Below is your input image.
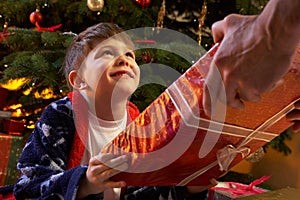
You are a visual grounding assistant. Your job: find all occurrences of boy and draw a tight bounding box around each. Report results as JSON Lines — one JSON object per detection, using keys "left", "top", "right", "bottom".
{"left": 13, "top": 23, "right": 212, "bottom": 200}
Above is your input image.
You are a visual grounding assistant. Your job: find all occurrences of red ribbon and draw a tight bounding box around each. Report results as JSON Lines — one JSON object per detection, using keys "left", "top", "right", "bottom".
{"left": 208, "top": 175, "right": 271, "bottom": 198}
{"left": 35, "top": 22, "right": 62, "bottom": 32}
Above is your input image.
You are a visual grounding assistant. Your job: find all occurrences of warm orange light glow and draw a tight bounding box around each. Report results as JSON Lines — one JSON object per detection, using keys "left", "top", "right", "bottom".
{"left": 4, "top": 104, "right": 23, "bottom": 117}
{"left": 6, "top": 104, "right": 22, "bottom": 110}
{"left": 12, "top": 108, "right": 22, "bottom": 117}
{"left": 27, "top": 121, "right": 35, "bottom": 129}
{"left": 0, "top": 78, "right": 30, "bottom": 90}
{"left": 34, "top": 88, "right": 56, "bottom": 99}
{"left": 24, "top": 87, "right": 57, "bottom": 99}
{"left": 23, "top": 87, "right": 32, "bottom": 95}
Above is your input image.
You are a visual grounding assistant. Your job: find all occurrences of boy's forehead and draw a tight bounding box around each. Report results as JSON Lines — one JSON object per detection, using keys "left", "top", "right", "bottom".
{"left": 93, "top": 37, "right": 134, "bottom": 51}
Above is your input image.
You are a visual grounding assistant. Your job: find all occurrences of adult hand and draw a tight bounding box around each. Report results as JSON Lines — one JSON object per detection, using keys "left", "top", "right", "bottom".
{"left": 202, "top": 14, "right": 293, "bottom": 117}
{"left": 286, "top": 100, "right": 300, "bottom": 133}
{"left": 76, "top": 153, "right": 129, "bottom": 199}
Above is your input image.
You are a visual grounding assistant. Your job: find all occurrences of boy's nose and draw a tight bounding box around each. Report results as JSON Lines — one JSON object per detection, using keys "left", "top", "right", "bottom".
{"left": 116, "top": 54, "right": 129, "bottom": 67}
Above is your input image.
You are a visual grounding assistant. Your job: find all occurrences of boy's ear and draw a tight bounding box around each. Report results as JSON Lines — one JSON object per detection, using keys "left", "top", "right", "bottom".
{"left": 69, "top": 70, "right": 88, "bottom": 90}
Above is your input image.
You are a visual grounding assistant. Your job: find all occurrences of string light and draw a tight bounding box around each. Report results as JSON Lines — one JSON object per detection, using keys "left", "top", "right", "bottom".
{"left": 198, "top": 0, "right": 207, "bottom": 46}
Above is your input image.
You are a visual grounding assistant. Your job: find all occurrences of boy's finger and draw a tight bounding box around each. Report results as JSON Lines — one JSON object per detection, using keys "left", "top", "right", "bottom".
{"left": 103, "top": 180, "right": 126, "bottom": 189}
{"left": 95, "top": 153, "right": 129, "bottom": 169}
{"left": 104, "top": 155, "right": 130, "bottom": 170}
{"left": 95, "top": 153, "right": 116, "bottom": 163}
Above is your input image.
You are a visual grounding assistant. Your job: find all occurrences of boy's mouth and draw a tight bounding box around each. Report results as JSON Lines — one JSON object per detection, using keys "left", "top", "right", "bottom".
{"left": 110, "top": 70, "right": 134, "bottom": 78}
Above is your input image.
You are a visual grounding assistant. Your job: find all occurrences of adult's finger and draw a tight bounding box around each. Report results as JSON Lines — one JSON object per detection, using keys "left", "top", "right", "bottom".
{"left": 211, "top": 20, "right": 225, "bottom": 43}
{"left": 225, "top": 88, "right": 244, "bottom": 110}
{"left": 203, "top": 58, "right": 230, "bottom": 117}
{"left": 202, "top": 65, "right": 222, "bottom": 117}
{"left": 236, "top": 86, "right": 261, "bottom": 105}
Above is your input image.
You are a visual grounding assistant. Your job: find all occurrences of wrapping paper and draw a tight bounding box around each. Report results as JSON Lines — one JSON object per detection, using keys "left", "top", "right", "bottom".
{"left": 101, "top": 44, "right": 300, "bottom": 186}
{"left": 207, "top": 176, "right": 270, "bottom": 199}
{"left": 0, "top": 133, "right": 24, "bottom": 186}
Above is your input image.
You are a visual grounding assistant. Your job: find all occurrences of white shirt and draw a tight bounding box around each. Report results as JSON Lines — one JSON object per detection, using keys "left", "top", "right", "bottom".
{"left": 81, "top": 111, "right": 127, "bottom": 200}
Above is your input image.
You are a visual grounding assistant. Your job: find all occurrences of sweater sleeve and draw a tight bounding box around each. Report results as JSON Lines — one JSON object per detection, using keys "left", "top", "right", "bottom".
{"left": 13, "top": 98, "right": 87, "bottom": 200}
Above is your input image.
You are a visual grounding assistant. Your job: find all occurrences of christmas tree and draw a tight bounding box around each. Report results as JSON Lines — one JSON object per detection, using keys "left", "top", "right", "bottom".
{"left": 0, "top": 0, "right": 293, "bottom": 155}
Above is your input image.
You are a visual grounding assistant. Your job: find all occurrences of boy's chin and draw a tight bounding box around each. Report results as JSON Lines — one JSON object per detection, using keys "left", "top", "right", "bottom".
{"left": 111, "top": 86, "right": 137, "bottom": 100}
{"left": 112, "top": 83, "right": 137, "bottom": 95}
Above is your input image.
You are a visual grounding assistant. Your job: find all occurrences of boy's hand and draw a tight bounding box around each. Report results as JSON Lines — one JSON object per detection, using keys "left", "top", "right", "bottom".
{"left": 76, "top": 153, "right": 129, "bottom": 199}
{"left": 186, "top": 178, "right": 218, "bottom": 194}
{"left": 286, "top": 101, "right": 300, "bottom": 133}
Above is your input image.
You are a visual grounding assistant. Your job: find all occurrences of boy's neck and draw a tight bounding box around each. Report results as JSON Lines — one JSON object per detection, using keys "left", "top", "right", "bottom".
{"left": 95, "top": 98, "right": 127, "bottom": 121}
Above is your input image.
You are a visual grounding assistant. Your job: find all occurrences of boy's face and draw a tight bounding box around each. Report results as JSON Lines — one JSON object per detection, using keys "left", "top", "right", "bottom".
{"left": 80, "top": 37, "right": 140, "bottom": 102}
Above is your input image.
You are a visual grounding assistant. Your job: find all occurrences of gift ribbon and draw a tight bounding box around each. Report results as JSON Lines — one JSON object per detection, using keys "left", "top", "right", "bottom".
{"left": 215, "top": 96, "right": 299, "bottom": 172}
{"left": 210, "top": 175, "right": 271, "bottom": 198}
{"left": 216, "top": 144, "right": 251, "bottom": 171}
{"left": 175, "top": 95, "right": 299, "bottom": 186}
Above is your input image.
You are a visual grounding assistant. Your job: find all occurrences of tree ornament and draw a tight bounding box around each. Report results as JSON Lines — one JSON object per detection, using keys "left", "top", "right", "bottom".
{"left": 29, "top": 9, "right": 43, "bottom": 24}
{"left": 87, "top": 0, "right": 105, "bottom": 12}
{"left": 156, "top": 0, "right": 165, "bottom": 30}
{"left": 134, "top": 0, "right": 151, "bottom": 8}
{"left": 246, "top": 147, "right": 265, "bottom": 163}
{"left": 29, "top": 8, "right": 62, "bottom": 32}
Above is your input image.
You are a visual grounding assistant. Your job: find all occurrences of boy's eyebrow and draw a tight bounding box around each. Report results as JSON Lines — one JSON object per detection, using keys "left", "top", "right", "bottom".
{"left": 94, "top": 43, "right": 134, "bottom": 56}
{"left": 92, "top": 44, "right": 114, "bottom": 58}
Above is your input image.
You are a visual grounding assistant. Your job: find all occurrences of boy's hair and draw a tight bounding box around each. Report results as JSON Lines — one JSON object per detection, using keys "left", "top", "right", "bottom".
{"left": 62, "top": 22, "right": 134, "bottom": 88}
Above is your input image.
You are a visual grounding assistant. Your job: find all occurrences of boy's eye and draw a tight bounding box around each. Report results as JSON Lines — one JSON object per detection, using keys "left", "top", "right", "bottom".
{"left": 126, "top": 51, "right": 135, "bottom": 59}
{"left": 102, "top": 50, "right": 113, "bottom": 56}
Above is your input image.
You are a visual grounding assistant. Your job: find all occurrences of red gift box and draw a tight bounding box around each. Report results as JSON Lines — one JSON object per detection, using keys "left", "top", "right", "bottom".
{"left": 0, "top": 133, "right": 24, "bottom": 186}
{"left": 101, "top": 44, "right": 300, "bottom": 186}
{"left": 3, "top": 119, "right": 25, "bottom": 136}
